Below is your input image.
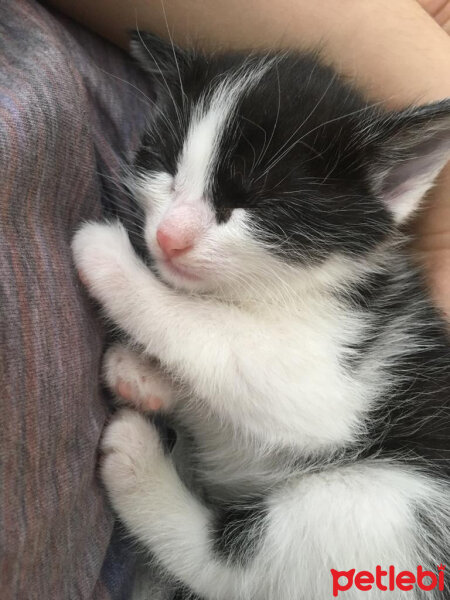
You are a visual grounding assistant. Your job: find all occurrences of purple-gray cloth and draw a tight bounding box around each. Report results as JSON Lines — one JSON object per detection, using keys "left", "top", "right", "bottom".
{"left": 0, "top": 1, "right": 154, "bottom": 597}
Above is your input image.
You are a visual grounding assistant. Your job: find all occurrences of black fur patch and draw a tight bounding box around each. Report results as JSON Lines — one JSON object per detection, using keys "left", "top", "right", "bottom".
{"left": 212, "top": 500, "right": 267, "bottom": 565}
{"left": 415, "top": 509, "right": 450, "bottom": 600}
{"left": 211, "top": 54, "right": 393, "bottom": 262}
{"left": 172, "top": 586, "right": 204, "bottom": 600}
{"left": 343, "top": 254, "right": 450, "bottom": 474}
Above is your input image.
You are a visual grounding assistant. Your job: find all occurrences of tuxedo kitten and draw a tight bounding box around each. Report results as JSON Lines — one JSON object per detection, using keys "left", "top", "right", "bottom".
{"left": 72, "top": 32, "right": 450, "bottom": 600}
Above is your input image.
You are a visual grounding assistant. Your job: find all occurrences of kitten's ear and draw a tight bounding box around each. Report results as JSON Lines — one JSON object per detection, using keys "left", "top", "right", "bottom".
{"left": 368, "top": 100, "right": 450, "bottom": 224}
{"left": 129, "top": 31, "right": 189, "bottom": 90}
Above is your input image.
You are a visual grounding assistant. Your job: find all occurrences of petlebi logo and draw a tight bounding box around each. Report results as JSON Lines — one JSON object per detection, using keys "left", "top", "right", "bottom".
{"left": 330, "top": 564, "right": 446, "bottom": 597}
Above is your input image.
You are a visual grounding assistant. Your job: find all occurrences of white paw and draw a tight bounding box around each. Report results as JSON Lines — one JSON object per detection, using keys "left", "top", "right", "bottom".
{"left": 100, "top": 408, "right": 164, "bottom": 497}
{"left": 104, "top": 343, "right": 175, "bottom": 412}
{"left": 71, "top": 220, "right": 136, "bottom": 303}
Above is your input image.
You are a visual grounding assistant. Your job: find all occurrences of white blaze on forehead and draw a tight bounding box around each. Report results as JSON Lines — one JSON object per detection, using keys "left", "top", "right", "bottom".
{"left": 176, "top": 60, "right": 273, "bottom": 201}
{"left": 177, "top": 106, "right": 225, "bottom": 200}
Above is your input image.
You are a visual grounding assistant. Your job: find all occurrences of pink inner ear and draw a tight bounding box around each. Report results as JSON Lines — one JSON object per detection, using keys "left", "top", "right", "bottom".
{"left": 377, "top": 132, "right": 450, "bottom": 223}
{"left": 381, "top": 167, "right": 444, "bottom": 223}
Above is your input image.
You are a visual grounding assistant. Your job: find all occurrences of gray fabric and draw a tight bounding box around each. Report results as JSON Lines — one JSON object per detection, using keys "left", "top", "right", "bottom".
{"left": 0, "top": 1, "right": 154, "bottom": 597}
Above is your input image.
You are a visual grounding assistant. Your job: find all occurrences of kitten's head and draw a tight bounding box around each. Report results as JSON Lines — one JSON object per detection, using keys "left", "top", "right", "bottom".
{"left": 129, "top": 32, "right": 450, "bottom": 299}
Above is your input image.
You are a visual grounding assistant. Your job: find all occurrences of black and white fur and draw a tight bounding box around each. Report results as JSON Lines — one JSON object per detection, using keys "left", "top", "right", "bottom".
{"left": 72, "top": 33, "right": 450, "bottom": 599}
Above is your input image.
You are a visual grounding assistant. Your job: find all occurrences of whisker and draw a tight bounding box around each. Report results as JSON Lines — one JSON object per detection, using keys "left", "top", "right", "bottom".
{"left": 159, "top": 0, "right": 188, "bottom": 107}
{"left": 256, "top": 73, "right": 339, "bottom": 179}
{"left": 135, "top": 22, "right": 184, "bottom": 132}
{"left": 94, "top": 66, "right": 153, "bottom": 110}
{"left": 254, "top": 58, "right": 282, "bottom": 169}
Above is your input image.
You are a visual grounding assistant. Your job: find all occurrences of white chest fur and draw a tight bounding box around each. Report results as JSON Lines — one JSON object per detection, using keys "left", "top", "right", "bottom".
{"left": 176, "top": 294, "right": 380, "bottom": 475}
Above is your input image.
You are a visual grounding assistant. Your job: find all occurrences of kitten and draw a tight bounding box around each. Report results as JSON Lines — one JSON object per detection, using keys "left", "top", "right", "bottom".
{"left": 72, "top": 32, "right": 450, "bottom": 600}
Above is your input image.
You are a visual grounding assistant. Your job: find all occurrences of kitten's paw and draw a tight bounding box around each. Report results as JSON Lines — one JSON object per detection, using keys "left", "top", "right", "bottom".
{"left": 104, "top": 343, "right": 175, "bottom": 412}
{"left": 100, "top": 408, "right": 163, "bottom": 495}
{"left": 71, "top": 220, "right": 136, "bottom": 301}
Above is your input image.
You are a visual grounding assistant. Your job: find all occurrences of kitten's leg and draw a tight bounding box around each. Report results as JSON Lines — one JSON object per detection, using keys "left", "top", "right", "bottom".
{"left": 102, "top": 411, "right": 445, "bottom": 599}
{"left": 103, "top": 343, "right": 175, "bottom": 412}
{"left": 101, "top": 409, "right": 241, "bottom": 600}
{"left": 258, "top": 462, "right": 449, "bottom": 600}
{"left": 72, "top": 221, "right": 346, "bottom": 447}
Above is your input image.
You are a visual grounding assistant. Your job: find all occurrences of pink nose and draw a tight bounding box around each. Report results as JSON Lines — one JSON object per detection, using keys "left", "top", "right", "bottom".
{"left": 156, "top": 227, "right": 193, "bottom": 258}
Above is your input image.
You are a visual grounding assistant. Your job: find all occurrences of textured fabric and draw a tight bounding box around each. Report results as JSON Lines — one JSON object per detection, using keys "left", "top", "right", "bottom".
{"left": 0, "top": 1, "right": 154, "bottom": 598}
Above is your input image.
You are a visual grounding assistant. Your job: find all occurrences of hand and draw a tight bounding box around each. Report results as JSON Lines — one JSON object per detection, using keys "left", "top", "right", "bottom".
{"left": 411, "top": 164, "right": 450, "bottom": 320}
{"left": 418, "top": 0, "right": 450, "bottom": 33}
{"left": 410, "top": 3, "right": 450, "bottom": 319}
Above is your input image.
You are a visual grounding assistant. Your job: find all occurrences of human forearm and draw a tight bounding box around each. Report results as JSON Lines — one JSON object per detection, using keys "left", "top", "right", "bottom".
{"left": 48, "top": 0, "right": 450, "bottom": 107}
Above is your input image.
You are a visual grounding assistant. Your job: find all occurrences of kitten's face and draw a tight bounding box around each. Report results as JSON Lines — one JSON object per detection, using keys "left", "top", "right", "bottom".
{"left": 130, "top": 35, "right": 450, "bottom": 297}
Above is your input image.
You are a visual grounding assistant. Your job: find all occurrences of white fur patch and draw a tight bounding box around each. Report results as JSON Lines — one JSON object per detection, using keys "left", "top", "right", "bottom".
{"left": 103, "top": 410, "right": 449, "bottom": 599}
{"left": 176, "top": 60, "right": 273, "bottom": 200}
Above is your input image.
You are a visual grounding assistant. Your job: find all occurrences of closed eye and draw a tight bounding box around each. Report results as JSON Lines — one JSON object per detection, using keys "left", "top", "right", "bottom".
{"left": 216, "top": 205, "right": 234, "bottom": 224}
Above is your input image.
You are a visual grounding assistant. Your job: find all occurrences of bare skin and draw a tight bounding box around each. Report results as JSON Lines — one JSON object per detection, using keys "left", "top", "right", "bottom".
{"left": 50, "top": 0, "right": 450, "bottom": 317}
{"left": 420, "top": 0, "right": 450, "bottom": 33}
